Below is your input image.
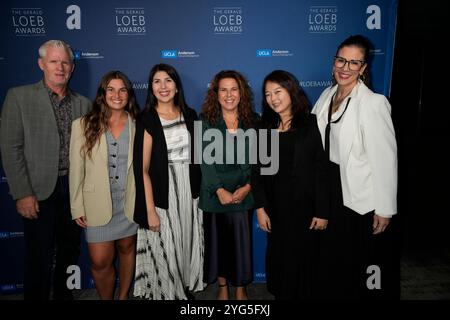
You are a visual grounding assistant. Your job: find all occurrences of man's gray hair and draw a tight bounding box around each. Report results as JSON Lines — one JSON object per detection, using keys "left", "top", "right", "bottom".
{"left": 38, "top": 40, "right": 74, "bottom": 61}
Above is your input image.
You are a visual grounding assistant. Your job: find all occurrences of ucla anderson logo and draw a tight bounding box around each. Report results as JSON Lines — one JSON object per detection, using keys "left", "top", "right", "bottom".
{"left": 73, "top": 50, "right": 104, "bottom": 60}
{"left": 161, "top": 50, "right": 177, "bottom": 59}
{"left": 256, "top": 49, "right": 272, "bottom": 57}
{"left": 161, "top": 50, "right": 199, "bottom": 59}
{"left": 73, "top": 50, "right": 81, "bottom": 60}
{"left": 256, "top": 49, "right": 293, "bottom": 57}
{"left": 11, "top": 7, "right": 46, "bottom": 36}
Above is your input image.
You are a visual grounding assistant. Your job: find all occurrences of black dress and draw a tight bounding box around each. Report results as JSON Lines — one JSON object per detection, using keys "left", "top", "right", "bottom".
{"left": 251, "top": 115, "right": 330, "bottom": 300}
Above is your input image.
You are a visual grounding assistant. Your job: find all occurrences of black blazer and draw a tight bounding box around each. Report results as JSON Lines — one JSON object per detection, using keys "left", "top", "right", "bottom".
{"left": 251, "top": 113, "right": 330, "bottom": 220}
{"left": 133, "top": 106, "right": 201, "bottom": 229}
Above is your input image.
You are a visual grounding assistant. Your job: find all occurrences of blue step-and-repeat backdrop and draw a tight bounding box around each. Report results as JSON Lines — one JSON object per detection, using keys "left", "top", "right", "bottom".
{"left": 0, "top": 0, "right": 397, "bottom": 294}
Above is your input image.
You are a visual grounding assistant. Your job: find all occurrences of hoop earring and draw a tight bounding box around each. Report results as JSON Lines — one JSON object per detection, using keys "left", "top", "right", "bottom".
{"left": 359, "top": 73, "right": 366, "bottom": 82}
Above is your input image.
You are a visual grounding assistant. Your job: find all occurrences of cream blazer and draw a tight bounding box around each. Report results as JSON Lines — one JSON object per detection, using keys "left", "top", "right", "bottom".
{"left": 69, "top": 116, "right": 136, "bottom": 226}
{"left": 312, "top": 81, "right": 397, "bottom": 218}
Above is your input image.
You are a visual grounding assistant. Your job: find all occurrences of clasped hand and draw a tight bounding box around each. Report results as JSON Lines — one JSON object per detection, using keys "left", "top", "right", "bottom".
{"left": 216, "top": 185, "right": 250, "bottom": 205}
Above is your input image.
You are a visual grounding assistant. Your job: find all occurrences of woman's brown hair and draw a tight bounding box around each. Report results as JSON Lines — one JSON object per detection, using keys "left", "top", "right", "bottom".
{"left": 201, "top": 70, "right": 255, "bottom": 128}
{"left": 81, "top": 70, "right": 140, "bottom": 157}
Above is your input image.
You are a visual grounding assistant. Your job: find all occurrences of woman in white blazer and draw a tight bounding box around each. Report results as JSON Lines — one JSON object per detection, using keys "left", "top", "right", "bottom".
{"left": 69, "top": 71, "right": 140, "bottom": 299}
{"left": 312, "top": 35, "right": 398, "bottom": 299}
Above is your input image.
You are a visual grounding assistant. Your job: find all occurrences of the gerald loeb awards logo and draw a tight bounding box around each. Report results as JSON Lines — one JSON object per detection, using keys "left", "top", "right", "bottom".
{"left": 308, "top": 6, "right": 337, "bottom": 33}
{"left": 115, "top": 7, "right": 146, "bottom": 35}
{"left": 213, "top": 7, "right": 243, "bottom": 34}
{"left": 12, "top": 8, "right": 46, "bottom": 36}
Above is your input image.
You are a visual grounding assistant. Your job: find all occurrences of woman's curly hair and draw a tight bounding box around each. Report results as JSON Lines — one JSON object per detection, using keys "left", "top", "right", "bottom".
{"left": 201, "top": 70, "right": 255, "bottom": 128}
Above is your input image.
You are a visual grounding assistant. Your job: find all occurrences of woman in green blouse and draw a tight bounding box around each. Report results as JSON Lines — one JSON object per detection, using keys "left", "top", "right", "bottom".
{"left": 199, "top": 70, "right": 256, "bottom": 300}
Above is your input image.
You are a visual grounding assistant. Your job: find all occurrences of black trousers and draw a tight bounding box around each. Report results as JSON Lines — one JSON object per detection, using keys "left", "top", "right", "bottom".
{"left": 316, "top": 162, "right": 399, "bottom": 299}
{"left": 22, "top": 175, "right": 81, "bottom": 300}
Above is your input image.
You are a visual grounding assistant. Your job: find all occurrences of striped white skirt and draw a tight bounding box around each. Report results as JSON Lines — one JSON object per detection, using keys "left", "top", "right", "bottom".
{"left": 134, "top": 162, "right": 204, "bottom": 300}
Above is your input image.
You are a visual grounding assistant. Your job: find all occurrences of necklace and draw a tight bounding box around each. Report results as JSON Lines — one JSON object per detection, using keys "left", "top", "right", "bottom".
{"left": 278, "top": 117, "right": 292, "bottom": 132}
{"left": 332, "top": 89, "right": 352, "bottom": 114}
{"left": 157, "top": 105, "right": 180, "bottom": 121}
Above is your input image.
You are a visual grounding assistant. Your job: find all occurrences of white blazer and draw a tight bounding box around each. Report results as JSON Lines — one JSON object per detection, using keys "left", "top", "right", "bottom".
{"left": 69, "top": 115, "right": 136, "bottom": 226}
{"left": 312, "top": 81, "right": 397, "bottom": 218}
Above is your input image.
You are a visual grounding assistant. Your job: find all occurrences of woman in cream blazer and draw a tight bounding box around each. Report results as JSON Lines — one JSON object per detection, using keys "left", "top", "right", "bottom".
{"left": 312, "top": 35, "right": 398, "bottom": 299}
{"left": 69, "top": 71, "right": 140, "bottom": 300}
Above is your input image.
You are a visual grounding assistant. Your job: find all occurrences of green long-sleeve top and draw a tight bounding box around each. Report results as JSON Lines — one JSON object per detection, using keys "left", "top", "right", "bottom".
{"left": 198, "top": 114, "right": 255, "bottom": 213}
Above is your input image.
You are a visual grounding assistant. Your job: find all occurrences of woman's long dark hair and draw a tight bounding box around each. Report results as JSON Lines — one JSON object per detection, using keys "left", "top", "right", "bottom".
{"left": 82, "top": 70, "right": 139, "bottom": 158}
{"left": 143, "top": 63, "right": 189, "bottom": 113}
{"left": 261, "top": 70, "right": 310, "bottom": 131}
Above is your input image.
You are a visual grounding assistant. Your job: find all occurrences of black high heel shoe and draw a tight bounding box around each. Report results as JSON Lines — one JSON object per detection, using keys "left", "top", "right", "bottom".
{"left": 184, "top": 287, "right": 196, "bottom": 300}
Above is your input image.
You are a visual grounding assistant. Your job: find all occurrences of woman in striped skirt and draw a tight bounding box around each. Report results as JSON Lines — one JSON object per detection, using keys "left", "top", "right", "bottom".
{"left": 132, "top": 64, "right": 204, "bottom": 300}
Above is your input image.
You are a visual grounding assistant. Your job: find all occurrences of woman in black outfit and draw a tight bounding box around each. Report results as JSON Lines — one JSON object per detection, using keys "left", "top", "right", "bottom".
{"left": 251, "top": 70, "right": 330, "bottom": 299}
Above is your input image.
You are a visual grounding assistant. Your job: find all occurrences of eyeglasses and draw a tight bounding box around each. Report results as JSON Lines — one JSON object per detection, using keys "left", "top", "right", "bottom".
{"left": 333, "top": 56, "right": 366, "bottom": 71}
